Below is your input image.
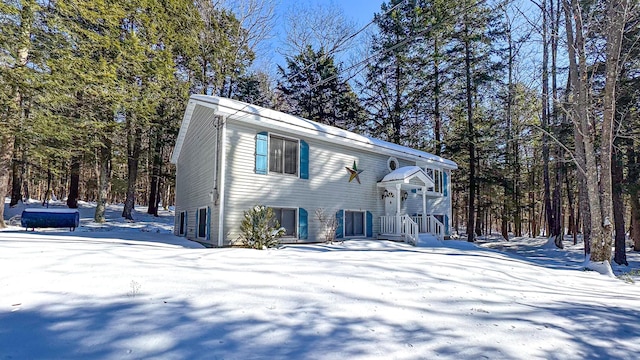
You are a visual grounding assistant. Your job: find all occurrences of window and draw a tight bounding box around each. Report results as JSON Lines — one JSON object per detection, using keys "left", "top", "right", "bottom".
{"left": 426, "top": 167, "right": 443, "bottom": 194}
{"left": 344, "top": 211, "right": 365, "bottom": 237}
{"left": 178, "top": 211, "right": 186, "bottom": 236}
{"left": 256, "top": 132, "right": 308, "bottom": 179}
{"left": 269, "top": 135, "right": 298, "bottom": 175}
{"left": 272, "top": 207, "right": 297, "bottom": 237}
{"left": 197, "top": 207, "right": 207, "bottom": 239}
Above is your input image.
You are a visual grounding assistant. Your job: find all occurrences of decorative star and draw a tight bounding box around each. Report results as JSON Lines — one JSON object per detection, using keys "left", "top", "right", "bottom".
{"left": 345, "top": 161, "right": 363, "bottom": 184}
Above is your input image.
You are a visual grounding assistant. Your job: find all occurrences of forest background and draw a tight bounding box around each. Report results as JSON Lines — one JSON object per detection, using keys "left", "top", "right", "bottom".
{"left": 1, "top": 0, "right": 638, "bottom": 270}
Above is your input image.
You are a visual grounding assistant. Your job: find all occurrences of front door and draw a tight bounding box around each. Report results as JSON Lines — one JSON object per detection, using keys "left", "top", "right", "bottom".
{"left": 383, "top": 186, "right": 397, "bottom": 216}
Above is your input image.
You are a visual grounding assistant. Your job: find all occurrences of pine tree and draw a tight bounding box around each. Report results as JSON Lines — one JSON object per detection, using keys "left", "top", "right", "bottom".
{"left": 277, "top": 46, "right": 365, "bottom": 131}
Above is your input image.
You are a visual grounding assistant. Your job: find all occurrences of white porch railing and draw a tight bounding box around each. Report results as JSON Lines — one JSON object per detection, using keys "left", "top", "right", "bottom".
{"left": 380, "top": 215, "right": 420, "bottom": 245}
{"left": 410, "top": 215, "right": 445, "bottom": 240}
{"left": 425, "top": 215, "right": 445, "bottom": 240}
{"left": 400, "top": 215, "right": 419, "bottom": 245}
{"left": 382, "top": 214, "right": 445, "bottom": 244}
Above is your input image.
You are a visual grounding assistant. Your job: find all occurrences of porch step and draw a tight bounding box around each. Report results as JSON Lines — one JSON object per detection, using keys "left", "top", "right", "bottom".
{"left": 379, "top": 233, "right": 440, "bottom": 244}
{"left": 377, "top": 234, "right": 406, "bottom": 242}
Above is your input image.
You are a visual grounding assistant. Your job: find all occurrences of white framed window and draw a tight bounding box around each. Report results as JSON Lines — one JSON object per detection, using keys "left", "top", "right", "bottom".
{"left": 269, "top": 135, "right": 298, "bottom": 176}
{"left": 426, "top": 167, "right": 443, "bottom": 194}
{"left": 344, "top": 210, "right": 365, "bottom": 237}
{"left": 271, "top": 207, "right": 297, "bottom": 237}
{"left": 197, "top": 207, "right": 207, "bottom": 239}
{"left": 178, "top": 211, "right": 186, "bottom": 236}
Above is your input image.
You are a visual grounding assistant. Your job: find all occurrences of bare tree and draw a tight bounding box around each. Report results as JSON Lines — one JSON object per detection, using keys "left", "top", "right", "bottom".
{"left": 563, "top": 0, "right": 631, "bottom": 273}
{"left": 280, "top": 1, "right": 357, "bottom": 57}
{"left": 315, "top": 208, "right": 338, "bottom": 243}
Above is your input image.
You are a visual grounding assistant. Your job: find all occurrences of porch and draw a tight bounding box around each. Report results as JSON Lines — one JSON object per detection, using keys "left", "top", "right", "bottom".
{"left": 378, "top": 214, "right": 445, "bottom": 245}
{"left": 377, "top": 166, "right": 445, "bottom": 245}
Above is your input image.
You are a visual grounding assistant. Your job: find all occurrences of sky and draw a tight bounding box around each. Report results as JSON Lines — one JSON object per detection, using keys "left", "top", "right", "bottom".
{"left": 2, "top": 198, "right": 640, "bottom": 359}
{"left": 257, "top": 0, "right": 385, "bottom": 75}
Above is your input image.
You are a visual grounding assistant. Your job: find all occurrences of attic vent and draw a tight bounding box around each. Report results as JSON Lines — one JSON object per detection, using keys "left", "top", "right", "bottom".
{"left": 387, "top": 157, "right": 399, "bottom": 172}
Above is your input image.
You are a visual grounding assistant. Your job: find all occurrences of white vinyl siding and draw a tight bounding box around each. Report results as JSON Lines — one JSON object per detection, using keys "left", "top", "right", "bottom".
{"left": 221, "top": 121, "right": 401, "bottom": 244}
{"left": 173, "top": 104, "right": 220, "bottom": 243}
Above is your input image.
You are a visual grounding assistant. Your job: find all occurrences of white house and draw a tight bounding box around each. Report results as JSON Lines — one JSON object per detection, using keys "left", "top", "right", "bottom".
{"left": 171, "top": 95, "right": 457, "bottom": 246}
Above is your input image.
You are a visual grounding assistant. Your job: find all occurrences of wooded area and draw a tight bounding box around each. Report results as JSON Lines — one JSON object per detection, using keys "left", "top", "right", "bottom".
{"left": 1, "top": 0, "right": 639, "bottom": 270}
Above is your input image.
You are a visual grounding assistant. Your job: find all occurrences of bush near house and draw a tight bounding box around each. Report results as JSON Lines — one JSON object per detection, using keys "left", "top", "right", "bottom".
{"left": 238, "top": 205, "right": 285, "bottom": 249}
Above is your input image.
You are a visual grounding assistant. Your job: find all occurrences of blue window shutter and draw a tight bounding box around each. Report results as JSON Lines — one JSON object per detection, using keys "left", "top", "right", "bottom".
{"left": 444, "top": 215, "right": 449, "bottom": 236}
{"left": 206, "top": 206, "right": 211, "bottom": 240}
{"left": 299, "top": 208, "right": 308, "bottom": 239}
{"left": 300, "top": 140, "right": 309, "bottom": 179}
{"left": 366, "top": 211, "right": 373, "bottom": 237}
{"left": 443, "top": 172, "right": 448, "bottom": 197}
{"left": 255, "top": 132, "right": 268, "bottom": 174}
{"left": 411, "top": 189, "right": 417, "bottom": 194}
{"left": 335, "top": 210, "right": 344, "bottom": 239}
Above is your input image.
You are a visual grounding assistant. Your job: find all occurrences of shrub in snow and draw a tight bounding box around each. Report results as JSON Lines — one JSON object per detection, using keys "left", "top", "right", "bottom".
{"left": 238, "top": 205, "right": 285, "bottom": 249}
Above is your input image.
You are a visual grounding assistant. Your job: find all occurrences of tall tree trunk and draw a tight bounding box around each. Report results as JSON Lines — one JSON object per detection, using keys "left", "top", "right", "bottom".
{"left": 564, "top": 0, "right": 592, "bottom": 257}
{"left": 0, "top": 134, "right": 14, "bottom": 227}
{"left": 565, "top": 171, "right": 577, "bottom": 244}
{"left": 67, "top": 155, "right": 80, "bottom": 208}
{"left": 503, "top": 9, "right": 514, "bottom": 241}
{"left": 393, "top": 54, "right": 402, "bottom": 145}
{"left": 42, "top": 165, "right": 52, "bottom": 207}
{"left": 565, "top": 0, "right": 627, "bottom": 268}
{"left": 629, "top": 145, "right": 640, "bottom": 251}
{"left": 593, "top": 0, "right": 628, "bottom": 263}
{"left": 147, "top": 128, "right": 163, "bottom": 216}
{"left": 122, "top": 112, "right": 142, "bottom": 221}
{"left": 551, "top": 0, "right": 564, "bottom": 248}
{"left": 10, "top": 140, "right": 22, "bottom": 207}
{"left": 541, "top": 0, "right": 555, "bottom": 240}
{"left": 612, "top": 145, "right": 627, "bottom": 265}
{"left": 433, "top": 37, "right": 442, "bottom": 156}
{"left": 94, "top": 137, "right": 112, "bottom": 223}
{"left": 464, "top": 15, "right": 476, "bottom": 242}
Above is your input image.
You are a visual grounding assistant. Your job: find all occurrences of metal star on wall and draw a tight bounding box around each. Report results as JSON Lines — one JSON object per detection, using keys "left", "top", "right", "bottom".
{"left": 345, "top": 161, "right": 363, "bottom": 184}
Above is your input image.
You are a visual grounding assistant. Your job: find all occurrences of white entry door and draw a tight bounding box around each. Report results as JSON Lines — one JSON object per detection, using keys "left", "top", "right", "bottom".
{"left": 384, "top": 186, "right": 398, "bottom": 216}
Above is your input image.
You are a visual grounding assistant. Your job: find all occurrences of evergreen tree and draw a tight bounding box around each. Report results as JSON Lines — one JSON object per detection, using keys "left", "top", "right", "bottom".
{"left": 361, "top": 0, "right": 422, "bottom": 145}
{"left": 277, "top": 46, "right": 364, "bottom": 131}
{"left": 0, "top": 0, "right": 48, "bottom": 227}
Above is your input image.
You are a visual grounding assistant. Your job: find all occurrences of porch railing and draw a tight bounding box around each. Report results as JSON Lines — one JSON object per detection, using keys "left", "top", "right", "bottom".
{"left": 380, "top": 215, "right": 420, "bottom": 245}
{"left": 426, "top": 215, "right": 445, "bottom": 240}
{"left": 400, "top": 215, "right": 419, "bottom": 245}
{"left": 384, "top": 214, "right": 445, "bottom": 241}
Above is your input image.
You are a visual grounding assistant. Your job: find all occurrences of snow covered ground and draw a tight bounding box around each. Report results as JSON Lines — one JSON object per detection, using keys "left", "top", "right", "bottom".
{"left": 2, "top": 198, "right": 640, "bottom": 359}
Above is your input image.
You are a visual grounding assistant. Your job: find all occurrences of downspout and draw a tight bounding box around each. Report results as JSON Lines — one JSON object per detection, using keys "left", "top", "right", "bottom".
{"left": 217, "top": 117, "right": 227, "bottom": 247}
{"left": 212, "top": 115, "right": 221, "bottom": 206}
